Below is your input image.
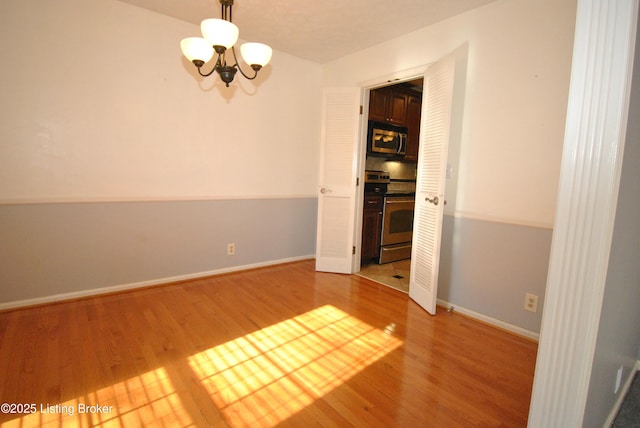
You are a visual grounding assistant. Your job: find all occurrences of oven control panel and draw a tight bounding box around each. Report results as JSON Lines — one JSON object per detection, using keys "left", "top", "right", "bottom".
{"left": 364, "top": 170, "right": 390, "bottom": 184}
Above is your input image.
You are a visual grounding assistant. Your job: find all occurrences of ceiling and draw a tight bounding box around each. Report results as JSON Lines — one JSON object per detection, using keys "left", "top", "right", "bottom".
{"left": 117, "top": 0, "right": 498, "bottom": 63}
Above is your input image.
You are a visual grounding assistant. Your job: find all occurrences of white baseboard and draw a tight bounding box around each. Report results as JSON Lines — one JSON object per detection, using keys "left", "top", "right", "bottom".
{"left": 604, "top": 360, "right": 640, "bottom": 428}
{"left": 437, "top": 299, "right": 540, "bottom": 341}
{"left": 0, "top": 255, "right": 315, "bottom": 311}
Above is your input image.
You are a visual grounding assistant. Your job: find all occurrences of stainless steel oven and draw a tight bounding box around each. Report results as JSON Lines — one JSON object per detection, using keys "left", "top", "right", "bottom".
{"left": 379, "top": 195, "right": 415, "bottom": 264}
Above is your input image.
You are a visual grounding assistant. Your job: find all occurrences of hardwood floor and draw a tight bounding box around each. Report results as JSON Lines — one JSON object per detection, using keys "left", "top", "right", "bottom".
{"left": 0, "top": 260, "right": 537, "bottom": 427}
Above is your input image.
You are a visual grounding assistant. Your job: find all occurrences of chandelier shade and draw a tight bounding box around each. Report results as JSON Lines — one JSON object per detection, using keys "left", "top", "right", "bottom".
{"left": 180, "top": 37, "right": 214, "bottom": 64}
{"left": 179, "top": 0, "right": 272, "bottom": 87}
{"left": 200, "top": 19, "right": 239, "bottom": 50}
{"left": 240, "top": 42, "right": 273, "bottom": 68}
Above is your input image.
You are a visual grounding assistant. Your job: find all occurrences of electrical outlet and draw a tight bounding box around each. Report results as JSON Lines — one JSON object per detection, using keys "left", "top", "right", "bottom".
{"left": 524, "top": 293, "right": 538, "bottom": 312}
{"left": 227, "top": 243, "right": 235, "bottom": 256}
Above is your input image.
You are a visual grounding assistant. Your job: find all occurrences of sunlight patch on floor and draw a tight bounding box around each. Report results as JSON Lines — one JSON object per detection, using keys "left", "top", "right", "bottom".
{"left": 188, "top": 305, "right": 403, "bottom": 426}
{"left": 4, "top": 367, "right": 193, "bottom": 427}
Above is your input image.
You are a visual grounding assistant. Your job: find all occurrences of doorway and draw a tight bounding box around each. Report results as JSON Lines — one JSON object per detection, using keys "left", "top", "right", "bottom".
{"left": 357, "top": 79, "right": 422, "bottom": 293}
{"left": 317, "top": 54, "right": 457, "bottom": 315}
{"left": 358, "top": 54, "right": 457, "bottom": 316}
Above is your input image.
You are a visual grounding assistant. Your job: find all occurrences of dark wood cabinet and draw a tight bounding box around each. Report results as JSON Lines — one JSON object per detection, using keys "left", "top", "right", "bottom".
{"left": 368, "top": 89, "right": 388, "bottom": 123}
{"left": 361, "top": 195, "right": 383, "bottom": 263}
{"left": 369, "top": 85, "right": 422, "bottom": 162}
{"left": 404, "top": 94, "right": 422, "bottom": 162}
{"left": 387, "top": 91, "right": 409, "bottom": 124}
{"left": 368, "top": 87, "right": 408, "bottom": 126}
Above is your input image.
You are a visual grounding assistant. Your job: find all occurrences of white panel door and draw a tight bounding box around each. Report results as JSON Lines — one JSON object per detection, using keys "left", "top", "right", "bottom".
{"left": 409, "top": 55, "right": 455, "bottom": 314}
{"left": 315, "top": 88, "right": 361, "bottom": 273}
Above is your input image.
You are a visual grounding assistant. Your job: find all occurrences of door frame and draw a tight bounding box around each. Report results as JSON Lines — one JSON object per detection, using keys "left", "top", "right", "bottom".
{"left": 528, "top": 0, "right": 638, "bottom": 425}
{"left": 353, "top": 65, "right": 436, "bottom": 274}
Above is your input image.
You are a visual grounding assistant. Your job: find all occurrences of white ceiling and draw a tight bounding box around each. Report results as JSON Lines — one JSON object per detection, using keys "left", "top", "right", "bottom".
{"left": 117, "top": 0, "right": 498, "bottom": 63}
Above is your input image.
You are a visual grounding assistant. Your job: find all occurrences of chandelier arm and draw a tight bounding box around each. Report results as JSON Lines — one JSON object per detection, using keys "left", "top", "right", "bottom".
{"left": 229, "top": 46, "right": 260, "bottom": 80}
{"left": 196, "top": 64, "right": 218, "bottom": 77}
{"left": 194, "top": 54, "right": 223, "bottom": 77}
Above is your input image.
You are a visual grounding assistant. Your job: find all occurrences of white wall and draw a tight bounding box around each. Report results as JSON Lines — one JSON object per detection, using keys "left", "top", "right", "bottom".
{"left": 323, "top": 0, "right": 576, "bottom": 227}
{"left": 0, "top": 0, "right": 322, "bottom": 202}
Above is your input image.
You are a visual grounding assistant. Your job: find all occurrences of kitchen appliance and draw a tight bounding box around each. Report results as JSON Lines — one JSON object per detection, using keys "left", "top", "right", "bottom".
{"left": 362, "top": 170, "right": 415, "bottom": 264}
{"left": 361, "top": 171, "right": 389, "bottom": 263}
{"left": 367, "top": 121, "right": 408, "bottom": 157}
{"left": 364, "top": 170, "right": 390, "bottom": 188}
{"left": 379, "top": 195, "right": 415, "bottom": 264}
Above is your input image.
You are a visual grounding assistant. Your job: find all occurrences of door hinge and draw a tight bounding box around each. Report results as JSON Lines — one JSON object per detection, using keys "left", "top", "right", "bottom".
{"left": 360, "top": 105, "right": 363, "bottom": 115}
{"left": 356, "top": 177, "right": 360, "bottom": 186}
{"left": 352, "top": 246, "right": 356, "bottom": 255}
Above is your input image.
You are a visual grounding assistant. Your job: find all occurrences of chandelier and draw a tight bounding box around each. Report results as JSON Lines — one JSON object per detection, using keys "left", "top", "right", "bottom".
{"left": 180, "top": 0, "right": 272, "bottom": 87}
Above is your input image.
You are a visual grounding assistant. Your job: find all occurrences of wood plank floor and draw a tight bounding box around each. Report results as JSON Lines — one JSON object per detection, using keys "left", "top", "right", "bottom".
{"left": 0, "top": 260, "right": 538, "bottom": 427}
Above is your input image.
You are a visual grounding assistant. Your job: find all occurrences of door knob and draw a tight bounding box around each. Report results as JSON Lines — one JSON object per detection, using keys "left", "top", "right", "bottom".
{"left": 320, "top": 187, "right": 330, "bottom": 194}
{"left": 425, "top": 196, "right": 439, "bottom": 205}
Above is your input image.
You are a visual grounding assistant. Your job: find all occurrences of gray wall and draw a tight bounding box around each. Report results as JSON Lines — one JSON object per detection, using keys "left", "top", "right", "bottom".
{"left": 438, "top": 215, "right": 552, "bottom": 333}
{"left": 584, "top": 17, "right": 640, "bottom": 427}
{"left": 0, "top": 198, "right": 317, "bottom": 306}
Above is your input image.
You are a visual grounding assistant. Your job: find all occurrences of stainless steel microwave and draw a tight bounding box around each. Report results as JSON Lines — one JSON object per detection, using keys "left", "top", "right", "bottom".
{"left": 367, "top": 121, "right": 408, "bottom": 157}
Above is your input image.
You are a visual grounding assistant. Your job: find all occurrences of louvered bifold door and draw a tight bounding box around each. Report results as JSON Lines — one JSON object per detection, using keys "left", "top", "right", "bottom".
{"left": 409, "top": 55, "right": 455, "bottom": 314}
{"left": 315, "top": 88, "right": 361, "bottom": 274}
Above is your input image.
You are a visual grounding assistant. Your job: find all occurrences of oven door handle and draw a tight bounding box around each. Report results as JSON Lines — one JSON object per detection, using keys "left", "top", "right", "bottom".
{"left": 385, "top": 198, "right": 415, "bottom": 204}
